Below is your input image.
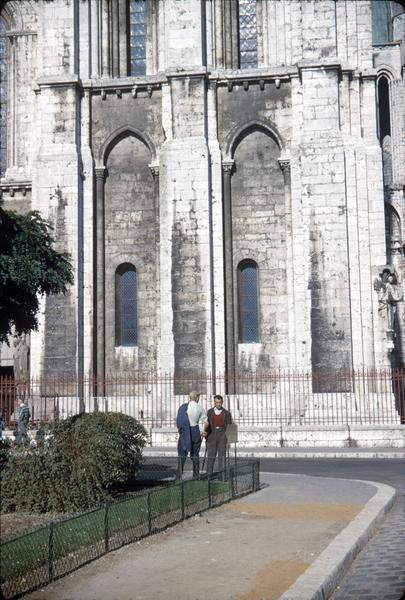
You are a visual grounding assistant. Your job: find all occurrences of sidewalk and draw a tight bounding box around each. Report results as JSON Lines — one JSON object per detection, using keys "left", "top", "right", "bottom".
{"left": 24, "top": 472, "right": 396, "bottom": 600}
{"left": 143, "top": 445, "right": 405, "bottom": 459}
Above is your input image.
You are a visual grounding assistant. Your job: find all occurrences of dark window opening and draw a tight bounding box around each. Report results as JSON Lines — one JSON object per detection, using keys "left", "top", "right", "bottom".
{"left": 128, "top": 0, "right": 146, "bottom": 76}
{"left": 115, "top": 264, "right": 138, "bottom": 347}
{"left": 238, "top": 260, "right": 260, "bottom": 343}
{"left": 377, "top": 77, "right": 391, "bottom": 143}
{"left": 238, "top": 0, "right": 258, "bottom": 69}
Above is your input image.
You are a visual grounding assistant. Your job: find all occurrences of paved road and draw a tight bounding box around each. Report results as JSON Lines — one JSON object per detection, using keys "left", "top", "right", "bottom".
{"left": 260, "top": 459, "right": 405, "bottom": 600}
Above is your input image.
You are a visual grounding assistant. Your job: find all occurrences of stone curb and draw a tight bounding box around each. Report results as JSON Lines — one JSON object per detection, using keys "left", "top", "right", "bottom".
{"left": 142, "top": 448, "right": 405, "bottom": 459}
{"left": 278, "top": 479, "right": 397, "bottom": 600}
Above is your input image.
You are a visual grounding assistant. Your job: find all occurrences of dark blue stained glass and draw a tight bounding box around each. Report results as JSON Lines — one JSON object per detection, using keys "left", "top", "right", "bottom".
{"left": 130, "top": 0, "right": 145, "bottom": 12}
{"left": 240, "top": 14, "right": 256, "bottom": 27}
{"left": 131, "top": 46, "right": 146, "bottom": 59}
{"left": 116, "top": 265, "right": 137, "bottom": 346}
{"left": 129, "top": 0, "right": 146, "bottom": 76}
{"left": 238, "top": 0, "right": 257, "bottom": 69}
{"left": 131, "top": 60, "right": 146, "bottom": 76}
{"left": 240, "top": 38, "right": 257, "bottom": 51}
{"left": 372, "top": 1, "right": 393, "bottom": 44}
{"left": 0, "top": 19, "right": 7, "bottom": 176}
{"left": 131, "top": 34, "right": 146, "bottom": 45}
{"left": 130, "top": 11, "right": 146, "bottom": 24}
{"left": 130, "top": 22, "right": 146, "bottom": 35}
{"left": 238, "top": 261, "right": 260, "bottom": 343}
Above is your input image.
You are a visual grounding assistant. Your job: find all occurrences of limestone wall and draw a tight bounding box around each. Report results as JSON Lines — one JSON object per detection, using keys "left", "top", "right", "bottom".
{"left": 0, "top": 0, "right": 403, "bottom": 381}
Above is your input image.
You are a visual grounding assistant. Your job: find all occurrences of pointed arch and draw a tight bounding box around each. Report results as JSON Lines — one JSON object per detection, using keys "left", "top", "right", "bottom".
{"left": 0, "top": 1, "right": 24, "bottom": 31}
{"left": 376, "top": 65, "right": 398, "bottom": 82}
{"left": 225, "top": 119, "right": 284, "bottom": 160}
{"left": 97, "top": 125, "right": 156, "bottom": 168}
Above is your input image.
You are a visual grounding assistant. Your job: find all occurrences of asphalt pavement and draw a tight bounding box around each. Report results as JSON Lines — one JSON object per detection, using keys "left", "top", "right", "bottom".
{"left": 259, "top": 457, "right": 405, "bottom": 600}
{"left": 142, "top": 448, "right": 405, "bottom": 599}
{"left": 23, "top": 453, "right": 404, "bottom": 600}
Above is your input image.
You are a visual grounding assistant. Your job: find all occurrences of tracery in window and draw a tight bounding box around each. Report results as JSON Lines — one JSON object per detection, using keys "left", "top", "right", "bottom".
{"left": 0, "top": 19, "right": 7, "bottom": 176}
{"left": 128, "top": 0, "right": 146, "bottom": 76}
{"left": 115, "top": 264, "right": 138, "bottom": 347}
{"left": 372, "top": 0, "right": 393, "bottom": 44}
{"left": 238, "top": 260, "right": 260, "bottom": 343}
{"left": 238, "top": 0, "right": 258, "bottom": 69}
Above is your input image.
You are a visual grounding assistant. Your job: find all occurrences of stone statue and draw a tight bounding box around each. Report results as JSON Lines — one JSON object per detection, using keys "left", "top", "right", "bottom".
{"left": 374, "top": 268, "right": 403, "bottom": 330}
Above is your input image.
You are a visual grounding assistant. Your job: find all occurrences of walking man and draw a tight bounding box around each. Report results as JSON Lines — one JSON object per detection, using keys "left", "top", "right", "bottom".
{"left": 176, "top": 390, "right": 207, "bottom": 478}
{"left": 205, "top": 395, "right": 232, "bottom": 477}
{"left": 16, "top": 399, "right": 30, "bottom": 445}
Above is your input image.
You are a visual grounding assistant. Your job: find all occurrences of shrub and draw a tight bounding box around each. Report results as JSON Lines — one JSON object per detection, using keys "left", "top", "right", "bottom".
{"left": 0, "top": 437, "right": 12, "bottom": 471}
{"left": 1, "top": 413, "right": 148, "bottom": 513}
{"left": 1, "top": 447, "right": 51, "bottom": 513}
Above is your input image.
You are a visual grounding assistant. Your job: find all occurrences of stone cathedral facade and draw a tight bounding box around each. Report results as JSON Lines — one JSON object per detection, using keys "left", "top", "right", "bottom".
{"left": 0, "top": 0, "right": 404, "bottom": 383}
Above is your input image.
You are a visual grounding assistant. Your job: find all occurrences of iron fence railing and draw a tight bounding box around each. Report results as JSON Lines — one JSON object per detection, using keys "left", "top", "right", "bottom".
{"left": 0, "top": 368, "right": 404, "bottom": 428}
{"left": 0, "top": 457, "right": 260, "bottom": 600}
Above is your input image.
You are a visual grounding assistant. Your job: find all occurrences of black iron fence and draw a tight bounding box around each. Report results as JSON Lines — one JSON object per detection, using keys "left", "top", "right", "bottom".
{"left": 0, "top": 457, "right": 260, "bottom": 600}
{"left": 1, "top": 368, "right": 404, "bottom": 428}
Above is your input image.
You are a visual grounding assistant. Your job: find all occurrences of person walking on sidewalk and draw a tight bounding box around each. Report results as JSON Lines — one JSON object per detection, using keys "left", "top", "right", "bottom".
{"left": 176, "top": 390, "right": 207, "bottom": 478}
{"left": 205, "top": 395, "right": 232, "bottom": 477}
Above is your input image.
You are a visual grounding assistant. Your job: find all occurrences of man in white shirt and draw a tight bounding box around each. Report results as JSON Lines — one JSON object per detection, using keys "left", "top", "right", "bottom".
{"left": 186, "top": 390, "right": 207, "bottom": 430}
{"left": 176, "top": 390, "right": 207, "bottom": 478}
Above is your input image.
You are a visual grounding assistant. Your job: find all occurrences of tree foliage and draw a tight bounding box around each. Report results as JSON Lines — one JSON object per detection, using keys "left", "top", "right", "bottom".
{"left": 0, "top": 206, "right": 73, "bottom": 343}
{"left": 1, "top": 413, "right": 148, "bottom": 513}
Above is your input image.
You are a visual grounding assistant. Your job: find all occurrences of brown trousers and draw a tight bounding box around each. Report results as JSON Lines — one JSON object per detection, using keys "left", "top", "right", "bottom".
{"left": 206, "top": 429, "right": 227, "bottom": 476}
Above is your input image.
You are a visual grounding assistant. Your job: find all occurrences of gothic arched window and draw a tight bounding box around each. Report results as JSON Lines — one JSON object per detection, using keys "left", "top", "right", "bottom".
{"left": 238, "top": 260, "right": 260, "bottom": 343}
{"left": 372, "top": 1, "right": 393, "bottom": 44}
{"left": 377, "top": 76, "right": 391, "bottom": 143}
{"left": 128, "top": 0, "right": 147, "bottom": 76}
{"left": 377, "top": 75, "right": 392, "bottom": 185}
{"left": 0, "top": 19, "right": 8, "bottom": 176}
{"left": 115, "top": 263, "right": 138, "bottom": 346}
{"left": 238, "top": 0, "right": 258, "bottom": 69}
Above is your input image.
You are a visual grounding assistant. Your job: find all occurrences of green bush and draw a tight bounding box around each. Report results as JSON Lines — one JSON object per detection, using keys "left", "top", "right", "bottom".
{"left": 0, "top": 437, "right": 12, "bottom": 471}
{"left": 1, "top": 413, "right": 147, "bottom": 513}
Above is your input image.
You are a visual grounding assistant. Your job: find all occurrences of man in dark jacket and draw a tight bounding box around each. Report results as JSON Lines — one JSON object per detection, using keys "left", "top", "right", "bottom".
{"left": 204, "top": 395, "right": 232, "bottom": 477}
{"left": 176, "top": 390, "right": 206, "bottom": 478}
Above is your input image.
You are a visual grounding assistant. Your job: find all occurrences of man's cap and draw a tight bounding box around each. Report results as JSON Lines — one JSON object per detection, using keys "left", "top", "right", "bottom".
{"left": 189, "top": 390, "right": 200, "bottom": 401}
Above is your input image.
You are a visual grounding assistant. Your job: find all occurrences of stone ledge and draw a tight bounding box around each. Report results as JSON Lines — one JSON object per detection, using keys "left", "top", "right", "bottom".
{"left": 150, "top": 425, "right": 405, "bottom": 449}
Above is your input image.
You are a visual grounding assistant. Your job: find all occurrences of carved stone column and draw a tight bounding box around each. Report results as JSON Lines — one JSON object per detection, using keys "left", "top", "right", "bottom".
{"left": 222, "top": 159, "right": 236, "bottom": 391}
{"left": 94, "top": 167, "right": 106, "bottom": 387}
{"left": 278, "top": 157, "right": 295, "bottom": 366}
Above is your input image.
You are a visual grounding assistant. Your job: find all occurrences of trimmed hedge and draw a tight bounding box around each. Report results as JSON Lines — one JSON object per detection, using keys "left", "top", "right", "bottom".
{"left": 1, "top": 413, "right": 147, "bottom": 513}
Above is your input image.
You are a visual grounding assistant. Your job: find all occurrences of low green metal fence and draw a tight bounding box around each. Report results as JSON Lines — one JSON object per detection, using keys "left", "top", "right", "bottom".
{"left": 0, "top": 458, "right": 260, "bottom": 599}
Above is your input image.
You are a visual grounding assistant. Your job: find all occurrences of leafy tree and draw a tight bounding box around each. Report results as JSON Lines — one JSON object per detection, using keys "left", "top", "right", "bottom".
{"left": 0, "top": 205, "right": 74, "bottom": 344}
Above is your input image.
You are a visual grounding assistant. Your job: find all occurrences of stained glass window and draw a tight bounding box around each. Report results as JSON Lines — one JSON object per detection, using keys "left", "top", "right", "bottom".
{"left": 372, "top": 1, "right": 393, "bottom": 44}
{"left": 116, "top": 264, "right": 138, "bottom": 346}
{"left": 238, "top": 0, "right": 257, "bottom": 70}
{"left": 129, "top": 0, "right": 146, "bottom": 76}
{"left": 0, "top": 20, "right": 7, "bottom": 176}
{"left": 238, "top": 260, "right": 260, "bottom": 343}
